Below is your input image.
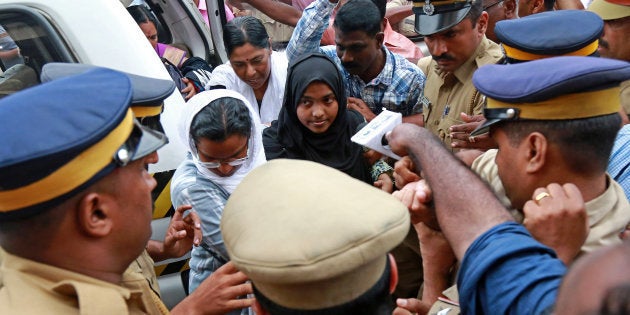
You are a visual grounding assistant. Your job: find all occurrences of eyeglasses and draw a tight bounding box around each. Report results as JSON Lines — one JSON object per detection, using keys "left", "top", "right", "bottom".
{"left": 483, "top": 0, "right": 504, "bottom": 10}
{"left": 195, "top": 156, "right": 249, "bottom": 169}
{"left": 193, "top": 140, "right": 250, "bottom": 169}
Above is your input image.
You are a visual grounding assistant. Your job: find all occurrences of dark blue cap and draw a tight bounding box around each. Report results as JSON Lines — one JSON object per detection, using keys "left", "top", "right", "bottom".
{"left": 0, "top": 68, "right": 168, "bottom": 219}
{"left": 495, "top": 10, "right": 603, "bottom": 62}
{"left": 470, "top": 56, "right": 630, "bottom": 136}
{"left": 41, "top": 63, "right": 176, "bottom": 118}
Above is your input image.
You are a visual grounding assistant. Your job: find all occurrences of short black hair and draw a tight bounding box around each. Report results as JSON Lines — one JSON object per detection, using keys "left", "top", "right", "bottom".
{"left": 498, "top": 113, "right": 621, "bottom": 175}
{"left": 466, "top": 0, "right": 484, "bottom": 27}
{"left": 255, "top": 257, "right": 393, "bottom": 315}
{"left": 334, "top": 0, "right": 382, "bottom": 37}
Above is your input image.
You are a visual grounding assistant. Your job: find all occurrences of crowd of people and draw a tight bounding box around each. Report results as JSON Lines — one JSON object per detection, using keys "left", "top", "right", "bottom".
{"left": 1, "top": 0, "right": 630, "bottom": 314}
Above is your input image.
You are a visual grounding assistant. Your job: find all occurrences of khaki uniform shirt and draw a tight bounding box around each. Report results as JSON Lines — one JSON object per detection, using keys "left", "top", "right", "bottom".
{"left": 0, "top": 251, "right": 169, "bottom": 314}
{"left": 128, "top": 250, "right": 161, "bottom": 297}
{"left": 249, "top": 6, "right": 295, "bottom": 43}
{"left": 417, "top": 37, "right": 503, "bottom": 149}
{"left": 472, "top": 149, "right": 630, "bottom": 254}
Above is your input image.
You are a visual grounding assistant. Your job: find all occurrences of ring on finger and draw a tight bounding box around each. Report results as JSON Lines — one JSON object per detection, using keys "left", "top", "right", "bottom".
{"left": 534, "top": 192, "right": 551, "bottom": 202}
{"left": 468, "top": 136, "right": 476, "bottom": 143}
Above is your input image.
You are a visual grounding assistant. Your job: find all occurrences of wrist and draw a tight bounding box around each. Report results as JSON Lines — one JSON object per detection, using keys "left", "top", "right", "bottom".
{"left": 146, "top": 240, "right": 167, "bottom": 262}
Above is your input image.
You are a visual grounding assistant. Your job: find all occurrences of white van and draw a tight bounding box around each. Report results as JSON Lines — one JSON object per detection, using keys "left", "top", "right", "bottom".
{"left": 0, "top": 0, "right": 227, "bottom": 309}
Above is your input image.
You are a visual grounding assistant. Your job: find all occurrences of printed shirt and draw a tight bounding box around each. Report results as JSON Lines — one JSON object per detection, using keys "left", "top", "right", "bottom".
{"left": 609, "top": 124, "right": 630, "bottom": 200}
{"left": 286, "top": 0, "right": 426, "bottom": 117}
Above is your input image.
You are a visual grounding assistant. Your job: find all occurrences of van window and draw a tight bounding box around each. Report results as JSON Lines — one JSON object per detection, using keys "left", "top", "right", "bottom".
{"left": 0, "top": 6, "right": 74, "bottom": 97}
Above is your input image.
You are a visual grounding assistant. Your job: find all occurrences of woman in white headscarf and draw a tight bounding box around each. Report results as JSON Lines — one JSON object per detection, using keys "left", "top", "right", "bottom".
{"left": 171, "top": 89, "right": 266, "bottom": 300}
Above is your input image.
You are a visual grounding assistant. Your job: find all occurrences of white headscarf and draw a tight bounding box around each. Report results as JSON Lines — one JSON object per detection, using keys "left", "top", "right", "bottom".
{"left": 179, "top": 89, "right": 266, "bottom": 193}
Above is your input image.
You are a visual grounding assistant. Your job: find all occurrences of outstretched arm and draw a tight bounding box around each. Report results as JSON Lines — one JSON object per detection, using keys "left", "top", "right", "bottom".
{"left": 285, "top": 0, "right": 336, "bottom": 63}
{"left": 387, "top": 123, "right": 513, "bottom": 260}
{"left": 233, "top": 0, "right": 302, "bottom": 26}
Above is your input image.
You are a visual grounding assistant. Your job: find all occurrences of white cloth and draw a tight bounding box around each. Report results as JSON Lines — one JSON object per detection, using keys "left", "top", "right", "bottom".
{"left": 179, "top": 89, "right": 266, "bottom": 193}
{"left": 205, "top": 51, "right": 288, "bottom": 125}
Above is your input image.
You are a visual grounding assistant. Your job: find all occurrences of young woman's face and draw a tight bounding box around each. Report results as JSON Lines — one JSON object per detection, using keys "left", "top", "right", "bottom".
{"left": 296, "top": 81, "right": 339, "bottom": 134}
{"left": 229, "top": 43, "right": 272, "bottom": 90}
{"left": 139, "top": 21, "right": 158, "bottom": 49}
{"left": 195, "top": 134, "right": 248, "bottom": 177}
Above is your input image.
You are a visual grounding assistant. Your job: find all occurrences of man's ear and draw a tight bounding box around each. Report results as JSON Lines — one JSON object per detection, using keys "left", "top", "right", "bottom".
{"left": 76, "top": 192, "right": 114, "bottom": 238}
{"left": 504, "top": 0, "right": 519, "bottom": 18}
{"left": 524, "top": 132, "right": 547, "bottom": 174}
{"left": 388, "top": 253, "right": 399, "bottom": 294}
{"left": 476, "top": 11, "right": 490, "bottom": 36}
{"left": 253, "top": 300, "right": 269, "bottom": 315}
{"left": 375, "top": 31, "right": 385, "bottom": 48}
{"left": 531, "top": 0, "right": 545, "bottom": 14}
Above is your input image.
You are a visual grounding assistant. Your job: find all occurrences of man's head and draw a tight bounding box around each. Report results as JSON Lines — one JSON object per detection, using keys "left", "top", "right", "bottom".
{"left": 0, "top": 69, "right": 168, "bottom": 273}
{"left": 494, "top": 10, "right": 603, "bottom": 63}
{"left": 555, "top": 241, "right": 630, "bottom": 315}
{"left": 518, "top": 0, "right": 554, "bottom": 17}
{"left": 333, "top": 0, "right": 385, "bottom": 78}
{"left": 414, "top": 0, "right": 488, "bottom": 73}
{"left": 221, "top": 159, "right": 410, "bottom": 314}
{"left": 471, "top": 56, "right": 630, "bottom": 209}
{"left": 588, "top": 0, "right": 630, "bottom": 62}
{"left": 482, "top": 0, "right": 518, "bottom": 43}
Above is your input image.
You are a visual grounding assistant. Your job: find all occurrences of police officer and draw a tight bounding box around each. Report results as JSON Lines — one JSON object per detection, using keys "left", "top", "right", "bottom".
{"left": 588, "top": 0, "right": 630, "bottom": 117}
{"left": 39, "top": 62, "right": 201, "bottom": 301}
{"left": 0, "top": 69, "right": 252, "bottom": 314}
{"left": 393, "top": 56, "right": 630, "bottom": 314}
{"left": 447, "top": 9, "right": 605, "bottom": 149}
{"left": 448, "top": 9, "right": 605, "bottom": 148}
{"left": 413, "top": 0, "right": 504, "bottom": 149}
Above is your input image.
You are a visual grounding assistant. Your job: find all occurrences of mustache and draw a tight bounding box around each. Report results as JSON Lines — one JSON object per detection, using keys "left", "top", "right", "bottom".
{"left": 432, "top": 54, "right": 455, "bottom": 62}
{"left": 599, "top": 39, "right": 609, "bottom": 49}
{"left": 342, "top": 62, "right": 359, "bottom": 69}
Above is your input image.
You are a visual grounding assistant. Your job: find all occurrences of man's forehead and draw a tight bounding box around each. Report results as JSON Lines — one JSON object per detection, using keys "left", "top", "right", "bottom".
{"left": 430, "top": 18, "right": 472, "bottom": 35}
{"left": 334, "top": 28, "right": 374, "bottom": 44}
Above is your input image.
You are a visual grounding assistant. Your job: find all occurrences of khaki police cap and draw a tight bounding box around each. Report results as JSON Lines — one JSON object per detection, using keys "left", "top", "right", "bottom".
{"left": 221, "top": 159, "right": 410, "bottom": 310}
{"left": 588, "top": 0, "right": 630, "bottom": 20}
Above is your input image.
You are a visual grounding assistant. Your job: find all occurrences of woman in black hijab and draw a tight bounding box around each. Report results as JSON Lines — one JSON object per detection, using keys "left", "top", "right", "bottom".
{"left": 263, "top": 53, "right": 372, "bottom": 184}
